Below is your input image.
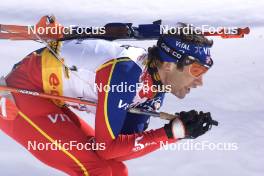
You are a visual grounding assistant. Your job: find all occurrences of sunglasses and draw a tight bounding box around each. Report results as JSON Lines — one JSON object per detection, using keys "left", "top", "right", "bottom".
{"left": 180, "top": 56, "right": 212, "bottom": 78}
{"left": 189, "top": 62, "right": 210, "bottom": 78}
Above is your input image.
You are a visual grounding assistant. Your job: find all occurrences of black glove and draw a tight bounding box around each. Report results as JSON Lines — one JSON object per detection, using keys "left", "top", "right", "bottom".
{"left": 164, "top": 110, "right": 218, "bottom": 139}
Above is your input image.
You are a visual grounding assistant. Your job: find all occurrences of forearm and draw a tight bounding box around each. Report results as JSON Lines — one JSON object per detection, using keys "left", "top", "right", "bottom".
{"left": 114, "top": 136, "right": 177, "bottom": 162}
{"left": 96, "top": 127, "right": 176, "bottom": 160}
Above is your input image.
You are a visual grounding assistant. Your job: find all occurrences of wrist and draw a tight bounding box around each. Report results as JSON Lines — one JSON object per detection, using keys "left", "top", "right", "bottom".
{"left": 164, "top": 118, "right": 185, "bottom": 139}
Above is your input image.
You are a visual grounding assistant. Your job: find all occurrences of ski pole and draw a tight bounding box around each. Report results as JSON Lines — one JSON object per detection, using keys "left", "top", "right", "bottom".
{"left": 0, "top": 85, "right": 160, "bottom": 117}
{"left": 0, "top": 85, "right": 97, "bottom": 107}
{"left": 0, "top": 85, "right": 166, "bottom": 117}
{"left": 128, "top": 108, "right": 218, "bottom": 125}
{"left": 0, "top": 85, "right": 169, "bottom": 119}
{"left": 0, "top": 86, "right": 218, "bottom": 126}
{"left": 0, "top": 85, "right": 219, "bottom": 124}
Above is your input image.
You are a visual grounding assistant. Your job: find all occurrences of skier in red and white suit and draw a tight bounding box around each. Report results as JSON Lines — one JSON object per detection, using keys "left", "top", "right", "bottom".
{"left": 0, "top": 31, "right": 215, "bottom": 176}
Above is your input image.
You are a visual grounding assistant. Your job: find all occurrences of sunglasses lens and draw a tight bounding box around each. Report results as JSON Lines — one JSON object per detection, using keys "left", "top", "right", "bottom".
{"left": 189, "top": 62, "right": 209, "bottom": 77}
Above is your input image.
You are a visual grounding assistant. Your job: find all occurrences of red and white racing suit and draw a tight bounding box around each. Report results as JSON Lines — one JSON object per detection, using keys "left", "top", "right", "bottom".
{"left": 0, "top": 40, "right": 177, "bottom": 176}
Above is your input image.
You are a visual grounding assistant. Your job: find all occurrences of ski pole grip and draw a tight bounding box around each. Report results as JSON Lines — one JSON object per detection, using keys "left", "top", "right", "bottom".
{"left": 211, "top": 120, "right": 219, "bottom": 126}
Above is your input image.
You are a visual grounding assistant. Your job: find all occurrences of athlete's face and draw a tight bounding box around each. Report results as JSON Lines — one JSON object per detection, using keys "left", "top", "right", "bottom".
{"left": 158, "top": 62, "right": 204, "bottom": 99}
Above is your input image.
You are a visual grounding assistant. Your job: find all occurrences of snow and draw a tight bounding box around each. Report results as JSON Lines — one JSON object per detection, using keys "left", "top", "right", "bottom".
{"left": 0, "top": 0, "right": 264, "bottom": 175}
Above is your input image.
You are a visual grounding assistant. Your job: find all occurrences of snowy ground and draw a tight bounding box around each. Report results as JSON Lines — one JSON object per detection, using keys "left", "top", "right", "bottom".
{"left": 0, "top": 0, "right": 264, "bottom": 176}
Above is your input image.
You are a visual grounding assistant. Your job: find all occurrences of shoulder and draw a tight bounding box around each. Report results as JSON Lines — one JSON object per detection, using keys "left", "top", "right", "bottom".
{"left": 61, "top": 39, "right": 124, "bottom": 59}
{"left": 60, "top": 39, "right": 148, "bottom": 72}
{"left": 117, "top": 45, "right": 148, "bottom": 70}
{"left": 96, "top": 57, "right": 143, "bottom": 83}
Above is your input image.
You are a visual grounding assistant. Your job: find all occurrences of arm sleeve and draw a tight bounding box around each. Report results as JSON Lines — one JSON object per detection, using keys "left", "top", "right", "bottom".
{"left": 94, "top": 58, "right": 177, "bottom": 160}
{"left": 121, "top": 112, "right": 150, "bottom": 134}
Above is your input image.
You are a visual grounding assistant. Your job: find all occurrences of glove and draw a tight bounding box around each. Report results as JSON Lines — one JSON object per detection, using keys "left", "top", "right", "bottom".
{"left": 164, "top": 110, "right": 217, "bottom": 139}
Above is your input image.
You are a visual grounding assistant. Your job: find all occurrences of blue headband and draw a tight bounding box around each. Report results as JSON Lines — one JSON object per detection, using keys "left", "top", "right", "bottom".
{"left": 157, "top": 36, "right": 213, "bottom": 67}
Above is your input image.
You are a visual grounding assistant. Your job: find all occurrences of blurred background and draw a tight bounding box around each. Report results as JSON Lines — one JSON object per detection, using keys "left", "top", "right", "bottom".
{"left": 0, "top": 0, "right": 263, "bottom": 175}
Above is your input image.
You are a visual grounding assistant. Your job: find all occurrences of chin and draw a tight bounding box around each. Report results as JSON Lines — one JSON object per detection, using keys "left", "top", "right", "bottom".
{"left": 173, "top": 92, "right": 187, "bottom": 99}
{"left": 176, "top": 94, "right": 186, "bottom": 99}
